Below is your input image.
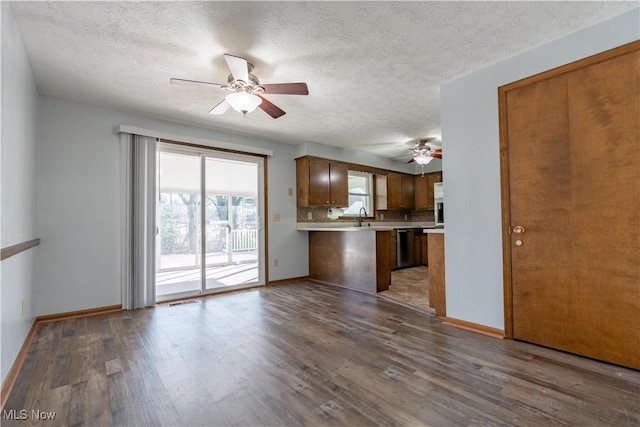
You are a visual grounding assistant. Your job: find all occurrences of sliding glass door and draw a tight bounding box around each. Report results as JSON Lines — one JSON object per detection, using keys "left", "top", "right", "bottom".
{"left": 156, "top": 150, "right": 202, "bottom": 297}
{"left": 155, "top": 144, "right": 264, "bottom": 301}
{"left": 204, "top": 157, "right": 260, "bottom": 290}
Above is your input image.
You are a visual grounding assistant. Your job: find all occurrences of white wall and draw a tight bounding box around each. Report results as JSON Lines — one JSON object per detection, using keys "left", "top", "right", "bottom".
{"left": 440, "top": 9, "right": 640, "bottom": 329}
{"left": 36, "top": 96, "right": 308, "bottom": 316}
{"left": 1, "top": 2, "right": 40, "bottom": 382}
{"left": 264, "top": 138, "right": 308, "bottom": 281}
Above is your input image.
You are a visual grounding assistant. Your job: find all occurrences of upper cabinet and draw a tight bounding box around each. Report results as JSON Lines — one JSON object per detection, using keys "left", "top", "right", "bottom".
{"left": 401, "top": 174, "right": 415, "bottom": 210}
{"left": 296, "top": 157, "right": 348, "bottom": 207}
{"left": 414, "top": 172, "right": 443, "bottom": 210}
{"left": 386, "top": 173, "right": 415, "bottom": 210}
{"left": 297, "top": 155, "right": 441, "bottom": 212}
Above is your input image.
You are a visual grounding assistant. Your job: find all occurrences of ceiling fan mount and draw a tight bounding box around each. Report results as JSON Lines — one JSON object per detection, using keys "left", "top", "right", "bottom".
{"left": 223, "top": 72, "right": 264, "bottom": 95}
{"left": 170, "top": 54, "right": 309, "bottom": 119}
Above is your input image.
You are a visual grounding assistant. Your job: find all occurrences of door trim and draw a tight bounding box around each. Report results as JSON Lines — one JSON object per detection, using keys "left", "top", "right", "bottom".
{"left": 155, "top": 141, "right": 268, "bottom": 300}
{"left": 158, "top": 138, "right": 269, "bottom": 285}
{"left": 498, "top": 40, "right": 640, "bottom": 339}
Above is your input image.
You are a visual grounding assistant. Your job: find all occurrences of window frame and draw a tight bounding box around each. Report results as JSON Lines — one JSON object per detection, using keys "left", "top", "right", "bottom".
{"left": 342, "top": 170, "right": 374, "bottom": 217}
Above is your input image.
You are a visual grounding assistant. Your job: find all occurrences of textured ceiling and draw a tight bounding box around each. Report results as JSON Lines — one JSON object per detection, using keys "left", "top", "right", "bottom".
{"left": 10, "top": 1, "right": 638, "bottom": 161}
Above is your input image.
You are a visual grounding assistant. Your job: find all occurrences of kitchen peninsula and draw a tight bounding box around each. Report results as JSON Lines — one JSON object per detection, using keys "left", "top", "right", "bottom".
{"left": 301, "top": 226, "right": 393, "bottom": 294}
{"left": 298, "top": 223, "right": 446, "bottom": 315}
{"left": 295, "top": 154, "right": 446, "bottom": 314}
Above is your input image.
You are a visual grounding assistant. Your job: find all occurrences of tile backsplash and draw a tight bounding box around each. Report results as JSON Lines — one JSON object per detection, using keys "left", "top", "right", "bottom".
{"left": 297, "top": 206, "right": 434, "bottom": 223}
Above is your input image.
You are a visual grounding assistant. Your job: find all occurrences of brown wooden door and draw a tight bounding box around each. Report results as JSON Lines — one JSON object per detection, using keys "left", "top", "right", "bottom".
{"left": 501, "top": 44, "right": 639, "bottom": 369}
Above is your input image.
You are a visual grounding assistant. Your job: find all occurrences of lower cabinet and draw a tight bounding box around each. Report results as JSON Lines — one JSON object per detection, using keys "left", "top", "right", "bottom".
{"left": 390, "top": 229, "right": 398, "bottom": 269}
{"left": 415, "top": 234, "right": 428, "bottom": 265}
{"left": 391, "top": 229, "right": 428, "bottom": 270}
{"left": 309, "top": 230, "right": 391, "bottom": 293}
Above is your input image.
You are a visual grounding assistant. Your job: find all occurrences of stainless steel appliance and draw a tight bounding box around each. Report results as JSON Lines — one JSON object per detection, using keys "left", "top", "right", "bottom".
{"left": 396, "top": 229, "right": 415, "bottom": 268}
{"left": 434, "top": 182, "right": 444, "bottom": 226}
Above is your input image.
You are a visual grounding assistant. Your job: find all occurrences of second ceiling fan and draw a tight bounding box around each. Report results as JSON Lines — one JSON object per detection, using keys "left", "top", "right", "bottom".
{"left": 408, "top": 138, "right": 442, "bottom": 164}
{"left": 171, "top": 54, "right": 309, "bottom": 119}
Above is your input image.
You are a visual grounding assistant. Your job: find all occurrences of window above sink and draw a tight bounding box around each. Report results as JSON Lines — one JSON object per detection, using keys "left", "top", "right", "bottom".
{"left": 342, "top": 170, "right": 374, "bottom": 217}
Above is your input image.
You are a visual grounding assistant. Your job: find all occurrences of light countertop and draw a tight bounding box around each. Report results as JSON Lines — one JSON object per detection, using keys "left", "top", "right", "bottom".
{"left": 296, "top": 222, "right": 444, "bottom": 233}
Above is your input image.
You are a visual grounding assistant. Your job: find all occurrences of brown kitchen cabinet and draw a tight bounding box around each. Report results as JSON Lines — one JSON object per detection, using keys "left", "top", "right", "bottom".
{"left": 414, "top": 233, "right": 428, "bottom": 265}
{"left": 309, "top": 230, "right": 391, "bottom": 293}
{"left": 296, "top": 157, "right": 348, "bottom": 207}
{"left": 414, "top": 233, "right": 422, "bottom": 265}
{"left": 386, "top": 173, "right": 401, "bottom": 209}
{"left": 390, "top": 229, "right": 398, "bottom": 269}
{"left": 386, "top": 173, "right": 415, "bottom": 210}
{"left": 414, "top": 172, "right": 442, "bottom": 210}
{"left": 402, "top": 175, "right": 415, "bottom": 210}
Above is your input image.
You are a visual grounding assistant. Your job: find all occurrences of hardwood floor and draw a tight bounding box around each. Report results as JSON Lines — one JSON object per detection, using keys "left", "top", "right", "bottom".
{"left": 3, "top": 281, "right": 639, "bottom": 426}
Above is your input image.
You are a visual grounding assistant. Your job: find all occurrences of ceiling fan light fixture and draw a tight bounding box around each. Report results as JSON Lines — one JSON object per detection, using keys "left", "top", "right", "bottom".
{"left": 225, "top": 91, "right": 262, "bottom": 114}
{"left": 413, "top": 153, "right": 434, "bottom": 165}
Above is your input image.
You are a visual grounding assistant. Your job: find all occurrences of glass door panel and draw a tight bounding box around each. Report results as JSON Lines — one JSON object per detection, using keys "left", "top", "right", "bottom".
{"left": 204, "top": 194, "right": 230, "bottom": 266}
{"left": 205, "top": 158, "right": 259, "bottom": 290}
{"left": 156, "top": 150, "right": 202, "bottom": 299}
{"left": 156, "top": 144, "right": 264, "bottom": 300}
{"left": 230, "top": 196, "right": 258, "bottom": 265}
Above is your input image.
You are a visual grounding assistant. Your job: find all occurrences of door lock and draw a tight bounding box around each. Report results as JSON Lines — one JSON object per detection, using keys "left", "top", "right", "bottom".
{"left": 512, "top": 225, "right": 526, "bottom": 235}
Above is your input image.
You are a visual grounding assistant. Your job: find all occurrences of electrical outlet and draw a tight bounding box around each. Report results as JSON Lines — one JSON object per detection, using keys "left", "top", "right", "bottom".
{"left": 404, "top": 214, "right": 408, "bottom": 220}
{"left": 22, "top": 300, "right": 25, "bottom": 316}
{"left": 380, "top": 213, "right": 384, "bottom": 220}
{"left": 273, "top": 213, "right": 280, "bottom": 222}
{"left": 307, "top": 212, "right": 313, "bottom": 220}
{"left": 273, "top": 258, "right": 279, "bottom": 267}
{"left": 288, "top": 188, "right": 293, "bottom": 196}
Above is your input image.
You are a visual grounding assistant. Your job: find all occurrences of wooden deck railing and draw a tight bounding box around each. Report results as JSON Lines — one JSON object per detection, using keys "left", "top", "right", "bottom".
{"left": 231, "top": 229, "right": 258, "bottom": 251}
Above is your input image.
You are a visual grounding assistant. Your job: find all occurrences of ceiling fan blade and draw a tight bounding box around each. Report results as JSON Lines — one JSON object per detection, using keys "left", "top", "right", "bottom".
{"left": 208, "top": 100, "right": 231, "bottom": 115}
{"left": 432, "top": 153, "right": 443, "bottom": 159}
{"left": 407, "top": 158, "right": 415, "bottom": 164}
{"left": 257, "top": 95, "right": 286, "bottom": 119}
{"left": 261, "top": 83, "right": 309, "bottom": 95}
{"left": 224, "top": 54, "right": 249, "bottom": 82}
{"left": 170, "top": 78, "right": 224, "bottom": 88}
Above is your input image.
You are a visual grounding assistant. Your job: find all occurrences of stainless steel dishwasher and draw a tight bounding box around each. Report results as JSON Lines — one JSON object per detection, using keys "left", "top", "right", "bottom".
{"left": 396, "top": 229, "right": 415, "bottom": 268}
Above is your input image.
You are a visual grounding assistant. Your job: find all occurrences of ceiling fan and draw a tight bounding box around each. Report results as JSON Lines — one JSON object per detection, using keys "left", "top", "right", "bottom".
{"left": 408, "top": 138, "right": 442, "bottom": 164}
{"left": 170, "top": 54, "right": 309, "bottom": 119}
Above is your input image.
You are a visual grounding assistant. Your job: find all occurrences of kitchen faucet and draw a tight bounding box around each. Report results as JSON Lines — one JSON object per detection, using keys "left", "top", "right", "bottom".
{"left": 356, "top": 207, "right": 367, "bottom": 227}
